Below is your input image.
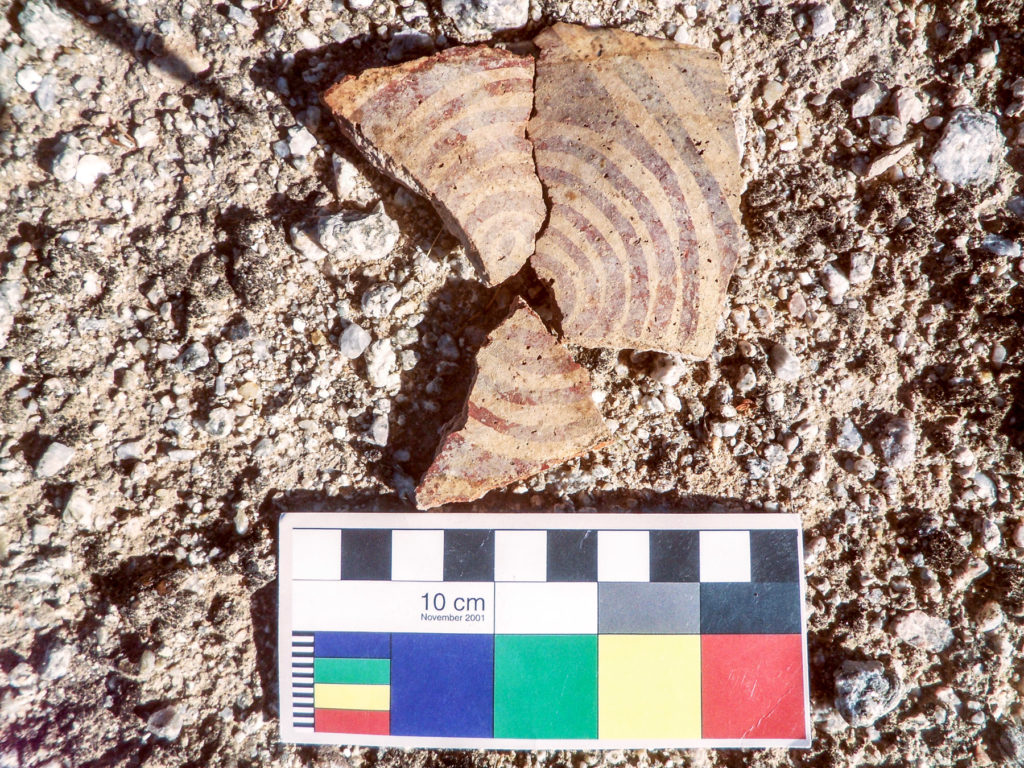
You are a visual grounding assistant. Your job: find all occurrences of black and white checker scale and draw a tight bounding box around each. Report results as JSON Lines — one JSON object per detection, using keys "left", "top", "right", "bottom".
{"left": 290, "top": 527, "right": 801, "bottom": 635}
{"left": 290, "top": 632, "right": 315, "bottom": 730}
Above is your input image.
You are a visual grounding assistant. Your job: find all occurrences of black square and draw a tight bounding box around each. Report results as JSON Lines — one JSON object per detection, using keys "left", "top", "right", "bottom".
{"left": 443, "top": 530, "right": 494, "bottom": 581}
{"left": 341, "top": 529, "right": 392, "bottom": 580}
{"left": 546, "top": 530, "right": 597, "bottom": 581}
{"left": 750, "top": 530, "right": 800, "bottom": 582}
{"left": 699, "top": 582, "right": 802, "bottom": 634}
{"left": 649, "top": 530, "right": 699, "bottom": 582}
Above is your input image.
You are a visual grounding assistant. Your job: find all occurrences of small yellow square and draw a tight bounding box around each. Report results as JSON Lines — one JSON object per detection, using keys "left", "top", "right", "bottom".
{"left": 598, "top": 635, "right": 701, "bottom": 739}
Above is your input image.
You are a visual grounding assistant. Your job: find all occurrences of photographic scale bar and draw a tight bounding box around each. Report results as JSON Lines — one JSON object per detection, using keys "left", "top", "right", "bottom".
{"left": 278, "top": 512, "right": 811, "bottom": 748}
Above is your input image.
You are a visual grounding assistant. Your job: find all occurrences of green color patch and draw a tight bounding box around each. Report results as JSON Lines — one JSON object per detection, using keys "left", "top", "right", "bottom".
{"left": 314, "top": 657, "right": 390, "bottom": 685}
{"left": 494, "top": 635, "right": 598, "bottom": 739}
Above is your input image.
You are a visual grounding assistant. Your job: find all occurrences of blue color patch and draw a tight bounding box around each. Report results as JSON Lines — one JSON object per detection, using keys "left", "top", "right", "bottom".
{"left": 390, "top": 633, "right": 494, "bottom": 737}
{"left": 313, "top": 632, "right": 390, "bottom": 659}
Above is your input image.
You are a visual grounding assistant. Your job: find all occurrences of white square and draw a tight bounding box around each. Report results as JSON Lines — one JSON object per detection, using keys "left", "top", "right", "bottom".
{"left": 597, "top": 530, "right": 650, "bottom": 581}
{"left": 494, "top": 530, "right": 547, "bottom": 581}
{"left": 391, "top": 530, "right": 444, "bottom": 581}
{"left": 699, "top": 530, "right": 751, "bottom": 582}
{"left": 494, "top": 583, "right": 597, "bottom": 633}
{"left": 291, "top": 529, "right": 341, "bottom": 580}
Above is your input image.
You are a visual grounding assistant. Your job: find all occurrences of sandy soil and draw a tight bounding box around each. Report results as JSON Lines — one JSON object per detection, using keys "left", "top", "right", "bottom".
{"left": 1, "top": 0, "right": 1023, "bottom": 766}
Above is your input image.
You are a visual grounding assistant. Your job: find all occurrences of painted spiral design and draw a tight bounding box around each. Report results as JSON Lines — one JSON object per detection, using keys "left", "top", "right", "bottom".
{"left": 416, "top": 299, "right": 610, "bottom": 509}
{"left": 324, "top": 46, "right": 546, "bottom": 285}
{"left": 529, "top": 24, "right": 743, "bottom": 358}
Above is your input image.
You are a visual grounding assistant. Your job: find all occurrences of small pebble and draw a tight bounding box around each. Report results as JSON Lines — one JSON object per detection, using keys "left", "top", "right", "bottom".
{"left": 213, "top": 342, "right": 232, "bottom": 364}
{"left": 847, "top": 251, "right": 875, "bottom": 284}
{"left": 365, "top": 340, "right": 398, "bottom": 388}
{"left": 339, "top": 323, "right": 372, "bottom": 359}
{"left": 930, "top": 107, "right": 1003, "bottom": 187}
{"left": 878, "top": 416, "right": 916, "bottom": 469}
{"left": 821, "top": 263, "right": 850, "bottom": 303}
{"left": 891, "top": 87, "right": 926, "bottom": 125}
{"left": 892, "top": 610, "right": 953, "bottom": 652}
{"left": 288, "top": 126, "right": 317, "bottom": 157}
{"left": 980, "top": 233, "right": 1021, "bottom": 259}
{"left": 649, "top": 354, "right": 686, "bottom": 386}
{"left": 807, "top": 3, "right": 835, "bottom": 38}
{"left": 836, "top": 418, "right": 863, "bottom": 451}
{"left": 177, "top": 343, "right": 210, "bottom": 372}
{"left": 850, "top": 80, "right": 885, "bottom": 120}
{"left": 368, "top": 413, "right": 389, "bottom": 446}
{"left": 769, "top": 343, "right": 801, "bottom": 381}
{"left": 204, "top": 407, "right": 235, "bottom": 438}
{"left": 761, "top": 79, "right": 785, "bottom": 106}
{"left": 1013, "top": 522, "right": 1024, "bottom": 549}
{"left": 63, "top": 486, "right": 94, "bottom": 529}
{"left": 74, "top": 155, "right": 112, "bottom": 187}
{"left": 316, "top": 204, "right": 400, "bottom": 261}
{"left": 735, "top": 364, "right": 757, "bottom": 394}
{"left": 975, "top": 601, "right": 1003, "bottom": 633}
{"left": 868, "top": 115, "right": 905, "bottom": 146}
{"left": 36, "top": 441, "right": 75, "bottom": 478}
{"left": 16, "top": 67, "right": 42, "bottom": 93}
{"left": 834, "top": 660, "right": 904, "bottom": 727}
{"left": 114, "top": 441, "right": 145, "bottom": 461}
{"left": 147, "top": 705, "right": 184, "bottom": 741}
{"left": 362, "top": 282, "right": 401, "bottom": 318}
{"left": 41, "top": 645, "right": 73, "bottom": 681}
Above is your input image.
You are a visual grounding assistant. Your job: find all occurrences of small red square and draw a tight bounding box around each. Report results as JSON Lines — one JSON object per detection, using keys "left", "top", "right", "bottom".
{"left": 701, "top": 634, "right": 806, "bottom": 740}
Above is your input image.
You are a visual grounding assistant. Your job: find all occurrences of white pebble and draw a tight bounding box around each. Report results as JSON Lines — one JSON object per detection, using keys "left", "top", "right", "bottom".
{"left": 204, "top": 407, "right": 235, "bottom": 438}
{"left": 807, "top": 3, "right": 835, "bottom": 37}
{"left": 339, "top": 323, "right": 372, "bottom": 359}
{"left": 368, "top": 413, "right": 389, "bottom": 446}
{"left": 821, "top": 263, "right": 850, "bottom": 303}
{"left": 365, "top": 340, "right": 398, "bottom": 388}
{"left": 769, "top": 343, "right": 801, "bottom": 381}
{"left": 891, "top": 87, "right": 926, "bottom": 125}
{"left": 74, "top": 154, "right": 112, "bottom": 186}
{"left": 114, "top": 441, "right": 144, "bottom": 461}
{"left": 361, "top": 282, "right": 401, "bottom": 318}
{"left": 36, "top": 441, "right": 75, "bottom": 478}
{"left": 892, "top": 610, "right": 953, "bottom": 652}
{"left": 850, "top": 80, "right": 884, "bottom": 119}
{"left": 63, "top": 486, "right": 94, "bottom": 529}
{"left": 649, "top": 354, "right": 686, "bottom": 386}
{"left": 930, "top": 107, "right": 1003, "bottom": 187}
{"left": 974, "top": 473, "right": 998, "bottom": 506}
{"left": 16, "top": 67, "right": 42, "bottom": 93}
{"left": 288, "top": 126, "right": 317, "bottom": 157}
{"left": 1013, "top": 522, "right": 1024, "bottom": 549}
{"left": 213, "top": 341, "right": 232, "bottom": 363}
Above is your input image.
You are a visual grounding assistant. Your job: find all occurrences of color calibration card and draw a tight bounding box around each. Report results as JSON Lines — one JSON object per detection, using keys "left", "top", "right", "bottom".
{"left": 278, "top": 512, "right": 810, "bottom": 749}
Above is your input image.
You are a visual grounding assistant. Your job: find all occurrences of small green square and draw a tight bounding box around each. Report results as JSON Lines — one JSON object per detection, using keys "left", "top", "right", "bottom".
{"left": 494, "top": 635, "right": 598, "bottom": 739}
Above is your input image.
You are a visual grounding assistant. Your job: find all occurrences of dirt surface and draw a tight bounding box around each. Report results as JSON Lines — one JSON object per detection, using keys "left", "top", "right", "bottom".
{"left": 1, "top": 0, "right": 1023, "bottom": 766}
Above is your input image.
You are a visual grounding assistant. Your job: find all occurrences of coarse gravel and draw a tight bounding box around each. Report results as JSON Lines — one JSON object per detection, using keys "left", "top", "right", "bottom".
{"left": 1, "top": 0, "right": 1023, "bottom": 767}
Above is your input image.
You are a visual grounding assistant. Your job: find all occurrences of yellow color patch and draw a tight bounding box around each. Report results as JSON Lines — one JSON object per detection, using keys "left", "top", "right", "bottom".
{"left": 313, "top": 683, "right": 390, "bottom": 711}
{"left": 598, "top": 635, "right": 701, "bottom": 739}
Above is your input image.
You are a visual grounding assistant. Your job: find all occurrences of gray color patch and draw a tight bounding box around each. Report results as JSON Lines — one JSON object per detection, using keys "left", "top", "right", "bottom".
{"left": 598, "top": 582, "right": 700, "bottom": 634}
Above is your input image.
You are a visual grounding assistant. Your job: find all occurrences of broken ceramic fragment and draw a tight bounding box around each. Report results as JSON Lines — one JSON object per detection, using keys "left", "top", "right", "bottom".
{"left": 416, "top": 298, "right": 610, "bottom": 509}
{"left": 529, "top": 23, "right": 743, "bottom": 358}
{"left": 324, "top": 46, "right": 545, "bottom": 285}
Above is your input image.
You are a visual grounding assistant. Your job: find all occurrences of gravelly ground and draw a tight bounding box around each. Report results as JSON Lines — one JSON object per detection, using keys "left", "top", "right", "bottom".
{"left": 1, "top": 0, "right": 1023, "bottom": 766}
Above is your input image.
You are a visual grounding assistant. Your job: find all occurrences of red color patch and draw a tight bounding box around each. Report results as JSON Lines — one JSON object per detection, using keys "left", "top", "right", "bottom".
{"left": 315, "top": 709, "right": 390, "bottom": 735}
{"left": 700, "top": 634, "right": 806, "bottom": 740}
